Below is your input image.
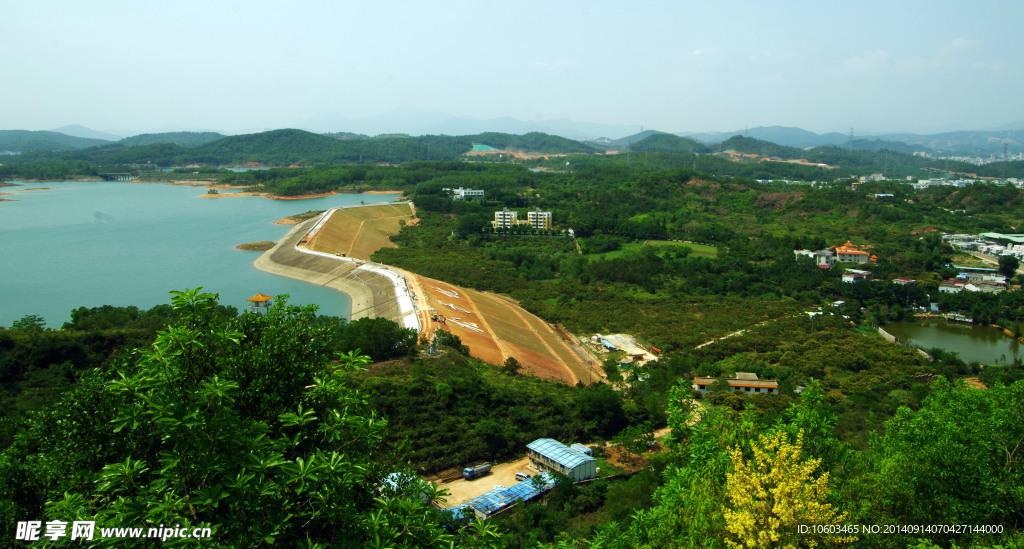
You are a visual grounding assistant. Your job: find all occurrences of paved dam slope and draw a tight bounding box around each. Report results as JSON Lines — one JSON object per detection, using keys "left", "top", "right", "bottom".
{"left": 254, "top": 219, "right": 403, "bottom": 322}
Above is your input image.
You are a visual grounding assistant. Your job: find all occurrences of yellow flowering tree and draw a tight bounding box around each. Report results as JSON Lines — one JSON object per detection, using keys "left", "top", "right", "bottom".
{"left": 723, "top": 430, "right": 855, "bottom": 548}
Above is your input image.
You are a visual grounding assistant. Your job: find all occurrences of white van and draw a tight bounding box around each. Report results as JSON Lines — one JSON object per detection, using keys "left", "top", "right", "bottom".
{"left": 515, "top": 472, "right": 531, "bottom": 482}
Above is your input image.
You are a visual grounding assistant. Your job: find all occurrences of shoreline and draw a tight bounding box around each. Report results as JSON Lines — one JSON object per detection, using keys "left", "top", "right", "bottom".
{"left": 3, "top": 179, "right": 404, "bottom": 201}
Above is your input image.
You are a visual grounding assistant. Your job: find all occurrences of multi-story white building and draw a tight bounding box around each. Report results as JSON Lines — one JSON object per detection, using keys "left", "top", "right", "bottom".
{"left": 493, "top": 207, "right": 518, "bottom": 228}
{"left": 443, "top": 187, "right": 485, "bottom": 200}
{"left": 527, "top": 208, "right": 552, "bottom": 230}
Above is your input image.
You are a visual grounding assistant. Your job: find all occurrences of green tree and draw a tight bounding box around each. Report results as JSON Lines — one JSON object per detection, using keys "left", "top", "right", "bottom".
{"left": 999, "top": 254, "right": 1020, "bottom": 280}
{"left": 868, "top": 377, "right": 1024, "bottom": 535}
{"left": 457, "top": 213, "right": 489, "bottom": 236}
{"left": 10, "top": 314, "right": 46, "bottom": 332}
{"left": 337, "top": 317, "right": 418, "bottom": 361}
{"left": 502, "top": 356, "right": 522, "bottom": 375}
{"left": 0, "top": 289, "right": 465, "bottom": 547}
{"left": 602, "top": 357, "right": 623, "bottom": 382}
{"left": 613, "top": 422, "right": 655, "bottom": 464}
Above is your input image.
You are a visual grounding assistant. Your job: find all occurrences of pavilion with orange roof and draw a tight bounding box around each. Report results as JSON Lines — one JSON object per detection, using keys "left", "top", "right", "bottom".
{"left": 246, "top": 292, "right": 274, "bottom": 314}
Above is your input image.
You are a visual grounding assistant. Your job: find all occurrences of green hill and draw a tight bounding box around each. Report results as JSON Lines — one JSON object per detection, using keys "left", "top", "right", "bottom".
{"left": 0, "top": 130, "right": 110, "bottom": 152}
{"left": 468, "top": 131, "right": 599, "bottom": 154}
{"left": 850, "top": 138, "right": 933, "bottom": 155}
{"left": 118, "top": 132, "right": 225, "bottom": 147}
{"left": 605, "top": 130, "right": 671, "bottom": 150}
{"left": 716, "top": 135, "right": 806, "bottom": 158}
{"left": 629, "top": 133, "right": 711, "bottom": 153}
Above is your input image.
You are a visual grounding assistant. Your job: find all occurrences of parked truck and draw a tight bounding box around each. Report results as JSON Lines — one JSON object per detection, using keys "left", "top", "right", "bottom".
{"left": 462, "top": 463, "right": 492, "bottom": 480}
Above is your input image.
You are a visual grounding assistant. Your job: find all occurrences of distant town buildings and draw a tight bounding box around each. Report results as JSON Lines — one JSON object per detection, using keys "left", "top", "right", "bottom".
{"left": 945, "top": 233, "right": 1024, "bottom": 261}
{"left": 939, "top": 278, "right": 1006, "bottom": 294}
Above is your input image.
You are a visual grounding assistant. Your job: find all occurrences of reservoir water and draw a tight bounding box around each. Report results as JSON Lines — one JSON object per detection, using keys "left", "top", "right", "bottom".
{"left": 0, "top": 181, "right": 399, "bottom": 327}
{"left": 884, "top": 318, "right": 1022, "bottom": 365}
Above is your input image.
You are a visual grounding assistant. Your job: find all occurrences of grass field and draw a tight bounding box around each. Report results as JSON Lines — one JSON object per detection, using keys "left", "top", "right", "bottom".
{"left": 644, "top": 240, "right": 718, "bottom": 257}
{"left": 308, "top": 203, "right": 414, "bottom": 260}
{"left": 951, "top": 253, "right": 991, "bottom": 269}
{"left": 589, "top": 240, "right": 718, "bottom": 260}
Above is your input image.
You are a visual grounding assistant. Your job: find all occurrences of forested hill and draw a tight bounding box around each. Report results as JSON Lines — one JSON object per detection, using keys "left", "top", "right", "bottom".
{"left": 467, "top": 131, "right": 600, "bottom": 154}
{"left": 628, "top": 133, "right": 711, "bottom": 153}
{"left": 117, "top": 131, "right": 225, "bottom": 147}
{"left": 7, "top": 127, "right": 1024, "bottom": 181}
{"left": 0, "top": 129, "right": 598, "bottom": 168}
{"left": 716, "top": 135, "right": 806, "bottom": 158}
{"left": 851, "top": 138, "right": 933, "bottom": 154}
{"left": 0, "top": 130, "right": 111, "bottom": 152}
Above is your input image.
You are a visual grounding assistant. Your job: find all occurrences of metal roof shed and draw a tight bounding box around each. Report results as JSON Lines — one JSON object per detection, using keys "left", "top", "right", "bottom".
{"left": 464, "top": 474, "right": 555, "bottom": 519}
{"left": 526, "top": 438, "right": 597, "bottom": 481}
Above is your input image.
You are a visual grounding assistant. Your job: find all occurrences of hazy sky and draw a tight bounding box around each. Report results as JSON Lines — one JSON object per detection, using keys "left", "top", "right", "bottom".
{"left": 3, "top": 0, "right": 1022, "bottom": 136}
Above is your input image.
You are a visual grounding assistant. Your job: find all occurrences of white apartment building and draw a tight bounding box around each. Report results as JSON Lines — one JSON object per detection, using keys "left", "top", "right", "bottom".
{"left": 493, "top": 207, "right": 518, "bottom": 228}
{"left": 527, "top": 208, "right": 552, "bottom": 230}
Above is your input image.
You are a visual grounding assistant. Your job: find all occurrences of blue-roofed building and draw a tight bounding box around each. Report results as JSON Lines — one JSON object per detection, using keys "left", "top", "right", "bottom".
{"left": 570, "top": 443, "right": 593, "bottom": 456}
{"left": 462, "top": 473, "right": 556, "bottom": 519}
{"left": 526, "top": 438, "right": 597, "bottom": 481}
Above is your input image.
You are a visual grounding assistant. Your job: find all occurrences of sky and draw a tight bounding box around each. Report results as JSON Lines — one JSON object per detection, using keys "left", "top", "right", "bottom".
{"left": 3, "top": 0, "right": 1023, "bottom": 137}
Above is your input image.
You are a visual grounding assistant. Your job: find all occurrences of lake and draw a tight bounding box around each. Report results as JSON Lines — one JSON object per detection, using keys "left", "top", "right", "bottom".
{"left": 884, "top": 318, "right": 1022, "bottom": 365}
{"left": 0, "top": 181, "right": 399, "bottom": 328}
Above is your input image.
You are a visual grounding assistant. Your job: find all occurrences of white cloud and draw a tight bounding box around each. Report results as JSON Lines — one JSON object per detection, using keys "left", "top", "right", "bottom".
{"left": 836, "top": 49, "right": 899, "bottom": 77}
{"left": 972, "top": 61, "right": 1004, "bottom": 71}
{"left": 691, "top": 47, "right": 715, "bottom": 56}
{"left": 837, "top": 38, "right": 995, "bottom": 78}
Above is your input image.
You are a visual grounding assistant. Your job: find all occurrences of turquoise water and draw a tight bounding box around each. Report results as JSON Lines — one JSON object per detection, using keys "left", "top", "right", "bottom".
{"left": 0, "top": 182, "right": 398, "bottom": 328}
{"left": 885, "top": 319, "right": 1022, "bottom": 365}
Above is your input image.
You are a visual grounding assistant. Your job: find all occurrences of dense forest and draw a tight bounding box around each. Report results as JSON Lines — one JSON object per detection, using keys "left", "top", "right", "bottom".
{"left": 2, "top": 292, "right": 1021, "bottom": 547}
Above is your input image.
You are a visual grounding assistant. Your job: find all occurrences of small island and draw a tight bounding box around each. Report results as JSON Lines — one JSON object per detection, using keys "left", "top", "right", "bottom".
{"left": 272, "top": 210, "right": 325, "bottom": 225}
{"left": 234, "top": 241, "right": 276, "bottom": 251}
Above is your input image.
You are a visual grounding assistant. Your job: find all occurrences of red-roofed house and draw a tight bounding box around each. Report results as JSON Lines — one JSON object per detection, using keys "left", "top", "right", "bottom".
{"left": 693, "top": 373, "right": 779, "bottom": 395}
{"left": 834, "top": 242, "right": 875, "bottom": 264}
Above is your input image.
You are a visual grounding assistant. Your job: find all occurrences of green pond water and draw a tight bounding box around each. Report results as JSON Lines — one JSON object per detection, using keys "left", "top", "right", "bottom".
{"left": 884, "top": 318, "right": 1022, "bottom": 365}
{"left": 0, "top": 181, "right": 398, "bottom": 327}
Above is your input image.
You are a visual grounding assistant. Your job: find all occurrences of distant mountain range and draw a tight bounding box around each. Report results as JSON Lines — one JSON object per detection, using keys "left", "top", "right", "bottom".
{"left": 50, "top": 124, "right": 123, "bottom": 141}
{"left": 0, "top": 130, "right": 110, "bottom": 153}
{"left": 3, "top": 118, "right": 1023, "bottom": 158}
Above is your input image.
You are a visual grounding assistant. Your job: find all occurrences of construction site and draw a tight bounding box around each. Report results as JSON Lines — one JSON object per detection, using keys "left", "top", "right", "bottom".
{"left": 255, "top": 202, "right": 600, "bottom": 385}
